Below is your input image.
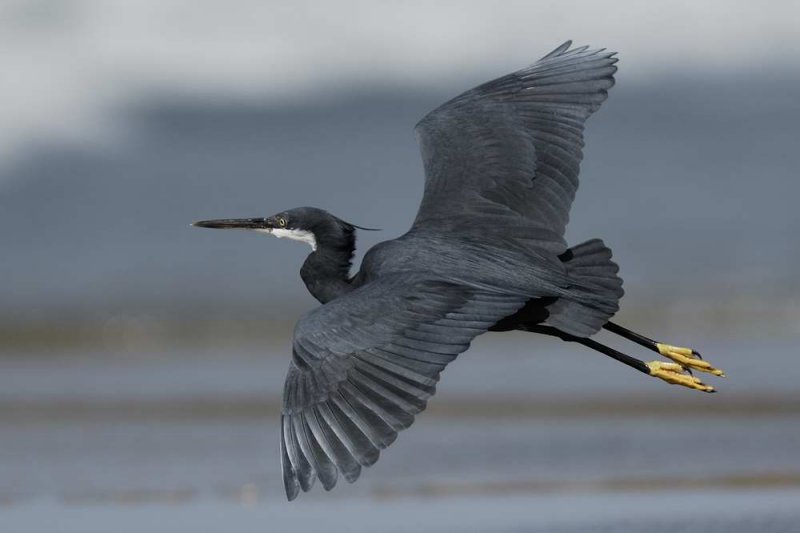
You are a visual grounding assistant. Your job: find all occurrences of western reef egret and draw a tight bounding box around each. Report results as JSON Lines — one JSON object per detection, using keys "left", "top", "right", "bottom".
{"left": 193, "top": 41, "right": 725, "bottom": 500}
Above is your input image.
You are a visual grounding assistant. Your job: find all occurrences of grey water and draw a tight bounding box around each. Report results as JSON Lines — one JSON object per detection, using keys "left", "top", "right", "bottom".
{"left": 2, "top": 334, "right": 799, "bottom": 531}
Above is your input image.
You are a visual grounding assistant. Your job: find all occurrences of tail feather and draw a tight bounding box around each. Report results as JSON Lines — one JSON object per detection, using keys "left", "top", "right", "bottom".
{"left": 545, "top": 239, "right": 624, "bottom": 337}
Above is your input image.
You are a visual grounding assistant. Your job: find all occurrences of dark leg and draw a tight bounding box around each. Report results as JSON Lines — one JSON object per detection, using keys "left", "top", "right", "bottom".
{"left": 522, "top": 324, "right": 650, "bottom": 374}
{"left": 524, "top": 324, "right": 716, "bottom": 393}
{"left": 604, "top": 321, "right": 663, "bottom": 352}
{"left": 603, "top": 321, "right": 724, "bottom": 377}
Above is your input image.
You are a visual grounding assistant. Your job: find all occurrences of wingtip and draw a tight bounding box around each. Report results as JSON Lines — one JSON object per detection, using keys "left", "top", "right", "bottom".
{"left": 285, "top": 485, "right": 300, "bottom": 501}
{"left": 544, "top": 40, "right": 573, "bottom": 59}
{"left": 281, "top": 423, "right": 301, "bottom": 501}
{"left": 544, "top": 41, "right": 620, "bottom": 63}
{"left": 283, "top": 466, "right": 301, "bottom": 500}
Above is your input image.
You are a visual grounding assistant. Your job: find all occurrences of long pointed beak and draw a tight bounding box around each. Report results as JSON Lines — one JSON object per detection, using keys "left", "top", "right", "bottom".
{"left": 191, "top": 217, "right": 272, "bottom": 230}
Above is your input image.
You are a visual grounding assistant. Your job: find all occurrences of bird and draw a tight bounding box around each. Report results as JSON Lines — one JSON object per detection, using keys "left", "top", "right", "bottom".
{"left": 193, "top": 41, "right": 725, "bottom": 500}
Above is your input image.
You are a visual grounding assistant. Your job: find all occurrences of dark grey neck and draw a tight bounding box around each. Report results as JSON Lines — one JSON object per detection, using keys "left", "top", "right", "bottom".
{"left": 299, "top": 229, "right": 357, "bottom": 304}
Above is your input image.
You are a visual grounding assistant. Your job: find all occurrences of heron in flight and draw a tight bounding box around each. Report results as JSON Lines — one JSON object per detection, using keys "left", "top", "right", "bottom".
{"left": 193, "top": 41, "right": 725, "bottom": 500}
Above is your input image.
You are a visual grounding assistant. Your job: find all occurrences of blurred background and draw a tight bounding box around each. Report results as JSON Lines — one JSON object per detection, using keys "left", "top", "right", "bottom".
{"left": 1, "top": 1, "right": 799, "bottom": 531}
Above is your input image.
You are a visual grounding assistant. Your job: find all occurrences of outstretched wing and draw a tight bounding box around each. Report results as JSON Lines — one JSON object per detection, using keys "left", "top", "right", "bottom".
{"left": 413, "top": 41, "right": 617, "bottom": 251}
{"left": 280, "top": 274, "right": 526, "bottom": 500}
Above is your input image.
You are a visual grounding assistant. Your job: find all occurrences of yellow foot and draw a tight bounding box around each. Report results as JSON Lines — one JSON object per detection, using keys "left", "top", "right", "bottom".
{"left": 646, "top": 361, "right": 715, "bottom": 393}
{"left": 656, "top": 343, "right": 725, "bottom": 377}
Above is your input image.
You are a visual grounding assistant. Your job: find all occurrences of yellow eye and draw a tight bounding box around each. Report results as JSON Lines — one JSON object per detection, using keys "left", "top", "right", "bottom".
{"left": 277, "top": 217, "right": 287, "bottom": 228}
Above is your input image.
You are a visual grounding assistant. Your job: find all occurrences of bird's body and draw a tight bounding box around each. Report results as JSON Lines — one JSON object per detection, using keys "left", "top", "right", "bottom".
{"left": 193, "top": 41, "right": 725, "bottom": 500}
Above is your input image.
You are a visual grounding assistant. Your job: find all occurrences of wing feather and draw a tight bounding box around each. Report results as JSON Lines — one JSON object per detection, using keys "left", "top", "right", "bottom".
{"left": 322, "top": 400, "right": 380, "bottom": 466}
{"left": 412, "top": 41, "right": 617, "bottom": 251}
{"left": 280, "top": 418, "right": 300, "bottom": 500}
{"left": 280, "top": 275, "right": 527, "bottom": 499}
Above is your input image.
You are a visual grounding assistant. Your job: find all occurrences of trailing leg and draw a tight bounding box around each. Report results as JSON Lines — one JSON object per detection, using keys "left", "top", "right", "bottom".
{"left": 603, "top": 321, "right": 725, "bottom": 377}
{"left": 523, "top": 325, "right": 716, "bottom": 393}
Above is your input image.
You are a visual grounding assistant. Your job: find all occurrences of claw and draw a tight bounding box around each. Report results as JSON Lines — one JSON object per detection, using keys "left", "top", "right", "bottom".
{"left": 646, "top": 361, "right": 715, "bottom": 393}
{"left": 656, "top": 343, "right": 725, "bottom": 377}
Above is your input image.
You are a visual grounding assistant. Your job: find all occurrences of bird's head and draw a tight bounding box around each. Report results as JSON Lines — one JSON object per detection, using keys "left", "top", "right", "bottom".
{"left": 192, "top": 206, "right": 375, "bottom": 252}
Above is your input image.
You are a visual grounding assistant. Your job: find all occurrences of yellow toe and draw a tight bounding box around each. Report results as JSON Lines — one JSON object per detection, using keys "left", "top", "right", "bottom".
{"left": 647, "top": 361, "right": 715, "bottom": 393}
{"left": 656, "top": 343, "right": 725, "bottom": 377}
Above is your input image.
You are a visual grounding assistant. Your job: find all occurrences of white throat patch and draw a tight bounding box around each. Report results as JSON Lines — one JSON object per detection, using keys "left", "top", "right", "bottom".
{"left": 257, "top": 228, "right": 317, "bottom": 251}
